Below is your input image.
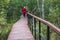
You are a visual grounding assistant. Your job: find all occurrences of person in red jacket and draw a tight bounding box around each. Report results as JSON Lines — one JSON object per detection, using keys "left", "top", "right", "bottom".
{"left": 22, "top": 7, "right": 27, "bottom": 17}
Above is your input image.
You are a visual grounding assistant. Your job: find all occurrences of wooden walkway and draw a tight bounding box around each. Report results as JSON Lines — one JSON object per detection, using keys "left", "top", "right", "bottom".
{"left": 7, "top": 15, "right": 34, "bottom": 40}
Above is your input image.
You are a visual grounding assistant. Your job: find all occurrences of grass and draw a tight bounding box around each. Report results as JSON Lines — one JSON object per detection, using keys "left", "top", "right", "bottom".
{"left": 0, "top": 23, "right": 13, "bottom": 40}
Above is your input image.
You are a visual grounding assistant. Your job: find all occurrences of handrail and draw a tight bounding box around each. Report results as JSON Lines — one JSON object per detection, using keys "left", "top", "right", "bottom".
{"left": 27, "top": 12, "right": 60, "bottom": 35}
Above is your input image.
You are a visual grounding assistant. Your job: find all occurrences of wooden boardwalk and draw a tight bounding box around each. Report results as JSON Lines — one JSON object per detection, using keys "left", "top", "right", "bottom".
{"left": 7, "top": 15, "right": 34, "bottom": 40}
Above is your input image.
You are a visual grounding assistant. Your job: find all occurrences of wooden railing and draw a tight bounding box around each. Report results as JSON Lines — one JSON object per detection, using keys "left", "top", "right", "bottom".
{"left": 27, "top": 12, "right": 60, "bottom": 40}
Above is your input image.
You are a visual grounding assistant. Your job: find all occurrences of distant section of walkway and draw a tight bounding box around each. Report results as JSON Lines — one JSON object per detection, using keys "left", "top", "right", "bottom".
{"left": 7, "top": 15, "right": 34, "bottom": 40}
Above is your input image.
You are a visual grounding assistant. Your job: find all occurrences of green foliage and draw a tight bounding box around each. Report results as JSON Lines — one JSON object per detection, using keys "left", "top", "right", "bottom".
{"left": 45, "top": 0, "right": 60, "bottom": 27}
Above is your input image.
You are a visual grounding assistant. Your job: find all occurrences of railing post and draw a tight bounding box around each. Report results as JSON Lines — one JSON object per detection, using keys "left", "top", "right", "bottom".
{"left": 32, "top": 25, "right": 33, "bottom": 34}
{"left": 47, "top": 26, "right": 50, "bottom": 40}
{"left": 32, "top": 17, "right": 34, "bottom": 34}
{"left": 39, "top": 21, "right": 41, "bottom": 40}
{"left": 34, "top": 18, "right": 36, "bottom": 40}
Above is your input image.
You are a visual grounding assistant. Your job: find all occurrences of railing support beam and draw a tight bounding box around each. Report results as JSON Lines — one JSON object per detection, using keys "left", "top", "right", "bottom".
{"left": 39, "top": 21, "right": 41, "bottom": 40}
{"left": 34, "top": 18, "right": 36, "bottom": 40}
{"left": 47, "top": 26, "right": 50, "bottom": 40}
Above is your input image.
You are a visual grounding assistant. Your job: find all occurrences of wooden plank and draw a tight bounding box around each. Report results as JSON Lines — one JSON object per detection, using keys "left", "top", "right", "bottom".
{"left": 7, "top": 15, "right": 34, "bottom": 40}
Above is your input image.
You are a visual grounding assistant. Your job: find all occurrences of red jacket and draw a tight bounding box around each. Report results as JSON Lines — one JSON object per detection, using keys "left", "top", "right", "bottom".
{"left": 22, "top": 7, "right": 27, "bottom": 14}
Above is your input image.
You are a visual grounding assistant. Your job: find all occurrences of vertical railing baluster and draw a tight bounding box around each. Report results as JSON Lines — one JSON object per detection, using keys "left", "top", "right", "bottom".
{"left": 34, "top": 18, "right": 36, "bottom": 40}
{"left": 32, "top": 17, "right": 34, "bottom": 34}
{"left": 32, "top": 25, "right": 33, "bottom": 34}
{"left": 39, "top": 21, "right": 41, "bottom": 40}
{"left": 32, "top": 23, "right": 33, "bottom": 34}
{"left": 47, "top": 26, "right": 50, "bottom": 40}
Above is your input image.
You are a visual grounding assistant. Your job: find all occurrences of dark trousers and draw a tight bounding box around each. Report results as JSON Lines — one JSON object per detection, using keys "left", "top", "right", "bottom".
{"left": 23, "top": 13, "right": 26, "bottom": 17}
